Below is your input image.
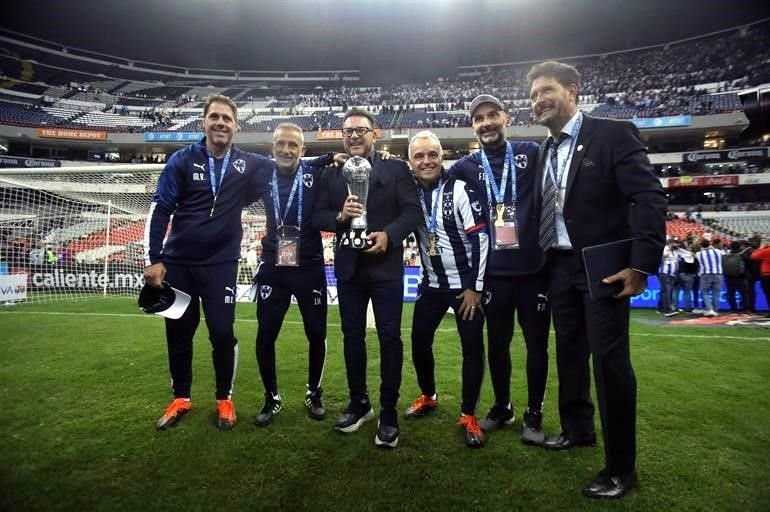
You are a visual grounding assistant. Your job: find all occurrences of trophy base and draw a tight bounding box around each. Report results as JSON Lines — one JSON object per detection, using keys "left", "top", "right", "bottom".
{"left": 340, "top": 228, "right": 373, "bottom": 250}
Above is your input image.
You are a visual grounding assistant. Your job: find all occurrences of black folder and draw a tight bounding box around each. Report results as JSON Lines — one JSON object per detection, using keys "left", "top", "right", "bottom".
{"left": 581, "top": 238, "right": 634, "bottom": 300}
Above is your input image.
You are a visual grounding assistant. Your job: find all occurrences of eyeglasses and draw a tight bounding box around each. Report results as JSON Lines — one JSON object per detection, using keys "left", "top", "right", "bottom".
{"left": 341, "top": 127, "right": 374, "bottom": 137}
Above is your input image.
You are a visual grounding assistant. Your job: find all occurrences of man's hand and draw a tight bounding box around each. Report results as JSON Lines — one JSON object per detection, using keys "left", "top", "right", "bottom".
{"left": 377, "top": 150, "right": 391, "bottom": 160}
{"left": 456, "top": 289, "right": 483, "bottom": 321}
{"left": 340, "top": 194, "right": 364, "bottom": 223}
{"left": 143, "top": 262, "right": 167, "bottom": 288}
{"left": 364, "top": 231, "right": 389, "bottom": 254}
{"left": 603, "top": 268, "right": 647, "bottom": 299}
{"left": 332, "top": 153, "right": 349, "bottom": 167}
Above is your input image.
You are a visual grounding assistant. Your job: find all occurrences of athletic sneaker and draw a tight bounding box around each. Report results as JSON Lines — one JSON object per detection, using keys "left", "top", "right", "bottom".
{"left": 458, "top": 415, "right": 485, "bottom": 448}
{"left": 375, "top": 407, "right": 400, "bottom": 448}
{"left": 521, "top": 408, "right": 545, "bottom": 446}
{"left": 334, "top": 400, "right": 374, "bottom": 433}
{"left": 156, "top": 398, "right": 191, "bottom": 431}
{"left": 663, "top": 310, "right": 680, "bottom": 317}
{"left": 216, "top": 399, "right": 236, "bottom": 431}
{"left": 704, "top": 310, "right": 718, "bottom": 317}
{"left": 305, "top": 388, "right": 326, "bottom": 421}
{"left": 254, "top": 393, "right": 282, "bottom": 427}
{"left": 479, "top": 403, "right": 515, "bottom": 431}
{"left": 405, "top": 394, "right": 438, "bottom": 418}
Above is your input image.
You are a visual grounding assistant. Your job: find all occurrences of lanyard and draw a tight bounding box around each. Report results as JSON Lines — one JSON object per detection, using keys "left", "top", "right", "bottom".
{"left": 271, "top": 162, "right": 304, "bottom": 228}
{"left": 207, "top": 148, "right": 231, "bottom": 196}
{"left": 206, "top": 148, "right": 231, "bottom": 216}
{"left": 480, "top": 141, "right": 515, "bottom": 206}
{"left": 546, "top": 112, "right": 583, "bottom": 189}
{"left": 418, "top": 177, "right": 446, "bottom": 235}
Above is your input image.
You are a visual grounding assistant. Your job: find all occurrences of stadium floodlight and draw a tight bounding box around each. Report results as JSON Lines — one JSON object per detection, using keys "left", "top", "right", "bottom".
{"left": 0, "top": 164, "right": 267, "bottom": 304}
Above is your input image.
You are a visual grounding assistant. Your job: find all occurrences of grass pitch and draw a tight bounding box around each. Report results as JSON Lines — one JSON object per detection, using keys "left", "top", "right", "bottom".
{"left": 1, "top": 300, "right": 769, "bottom": 512}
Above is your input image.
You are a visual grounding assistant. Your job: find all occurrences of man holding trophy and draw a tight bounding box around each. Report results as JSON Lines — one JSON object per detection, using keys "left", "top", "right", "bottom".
{"left": 314, "top": 107, "right": 421, "bottom": 448}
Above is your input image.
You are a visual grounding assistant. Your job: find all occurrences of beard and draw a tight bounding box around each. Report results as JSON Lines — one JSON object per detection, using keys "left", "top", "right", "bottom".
{"left": 476, "top": 127, "right": 506, "bottom": 149}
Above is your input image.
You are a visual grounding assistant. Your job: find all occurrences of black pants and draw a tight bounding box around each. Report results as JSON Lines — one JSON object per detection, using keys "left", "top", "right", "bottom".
{"left": 548, "top": 250, "right": 636, "bottom": 476}
{"left": 410, "top": 286, "right": 484, "bottom": 415}
{"left": 746, "top": 277, "right": 759, "bottom": 312}
{"left": 164, "top": 260, "right": 239, "bottom": 401}
{"left": 337, "top": 267, "right": 404, "bottom": 409}
{"left": 484, "top": 273, "right": 550, "bottom": 412}
{"left": 724, "top": 276, "right": 748, "bottom": 311}
{"left": 255, "top": 263, "right": 327, "bottom": 395}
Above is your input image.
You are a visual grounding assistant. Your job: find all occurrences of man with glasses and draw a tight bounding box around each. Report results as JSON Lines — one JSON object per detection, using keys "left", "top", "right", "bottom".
{"left": 314, "top": 107, "right": 421, "bottom": 448}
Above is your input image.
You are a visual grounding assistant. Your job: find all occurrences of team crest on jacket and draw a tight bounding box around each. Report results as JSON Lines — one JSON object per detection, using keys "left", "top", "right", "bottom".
{"left": 482, "top": 290, "right": 492, "bottom": 305}
{"left": 303, "top": 173, "right": 314, "bottom": 188}
{"left": 443, "top": 189, "right": 454, "bottom": 217}
{"left": 233, "top": 159, "right": 246, "bottom": 174}
{"left": 471, "top": 200, "right": 482, "bottom": 213}
{"left": 260, "top": 285, "right": 272, "bottom": 300}
{"left": 514, "top": 154, "right": 528, "bottom": 169}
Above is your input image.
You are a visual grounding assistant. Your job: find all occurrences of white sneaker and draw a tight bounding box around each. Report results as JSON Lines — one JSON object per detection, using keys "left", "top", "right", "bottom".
{"left": 692, "top": 308, "right": 703, "bottom": 314}
{"left": 705, "top": 310, "right": 718, "bottom": 317}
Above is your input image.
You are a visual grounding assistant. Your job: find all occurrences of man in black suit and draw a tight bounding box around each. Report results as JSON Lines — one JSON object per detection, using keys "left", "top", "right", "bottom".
{"left": 314, "top": 107, "right": 422, "bottom": 448}
{"left": 528, "top": 61, "right": 666, "bottom": 499}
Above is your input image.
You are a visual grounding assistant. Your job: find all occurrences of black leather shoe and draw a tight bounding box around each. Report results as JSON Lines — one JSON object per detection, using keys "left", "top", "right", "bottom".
{"left": 582, "top": 471, "right": 637, "bottom": 499}
{"left": 542, "top": 432, "right": 596, "bottom": 450}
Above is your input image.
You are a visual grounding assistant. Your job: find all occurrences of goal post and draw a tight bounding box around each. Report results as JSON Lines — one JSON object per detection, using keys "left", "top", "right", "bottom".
{"left": 0, "top": 164, "right": 267, "bottom": 304}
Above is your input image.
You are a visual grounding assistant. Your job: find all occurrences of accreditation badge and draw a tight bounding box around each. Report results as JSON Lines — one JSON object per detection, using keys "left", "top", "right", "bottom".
{"left": 490, "top": 202, "right": 519, "bottom": 250}
{"left": 276, "top": 225, "right": 300, "bottom": 267}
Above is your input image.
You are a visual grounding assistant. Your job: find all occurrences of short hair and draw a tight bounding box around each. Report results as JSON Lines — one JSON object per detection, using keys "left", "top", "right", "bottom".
{"left": 343, "top": 107, "right": 376, "bottom": 128}
{"left": 408, "top": 130, "right": 443, "bottom": 159}
{"left": 526, "top": 61, "right": 581, "bottom": 90}
{"left": 700, "top": 238, "right": 711, "bottom": 248}
{"left": 273, "top": 122, "right": 304, "bottom": 145}
{"left": 203, "top": 94, "right": 238, "bottom": 121}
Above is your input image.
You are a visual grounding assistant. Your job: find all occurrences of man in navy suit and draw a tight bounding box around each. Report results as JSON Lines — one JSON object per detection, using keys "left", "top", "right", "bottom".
{"left": 313, "top": 107, "right": 422, "bottom": 448}
{"left": 528, "top": 61, "right": 666, "bottom": 499}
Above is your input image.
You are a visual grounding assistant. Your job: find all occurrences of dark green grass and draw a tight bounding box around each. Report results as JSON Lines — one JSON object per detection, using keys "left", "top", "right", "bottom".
{"left": 0, "top": 301, "right": 768, "bottom": 511}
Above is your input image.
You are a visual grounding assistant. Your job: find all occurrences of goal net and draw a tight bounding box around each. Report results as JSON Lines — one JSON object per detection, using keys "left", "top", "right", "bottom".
{"left": 0, "top": 164, "right": 267, "bottom": 304}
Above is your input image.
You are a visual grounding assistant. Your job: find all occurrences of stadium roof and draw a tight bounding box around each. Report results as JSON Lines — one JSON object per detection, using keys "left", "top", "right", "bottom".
{"left": 2, "top": 0, "right": 769, "bottom": 82}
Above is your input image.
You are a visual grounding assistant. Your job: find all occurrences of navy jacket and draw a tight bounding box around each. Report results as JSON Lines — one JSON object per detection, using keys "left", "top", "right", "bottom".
{"left": 258, "top": 156, "right": 334, "bottom": 267}
{"left": 533, "top": 115, "right": 666, "bottom": 274}
{"left": 449, "top": 141, "right": 543, "bottom": 277}
{"left": 145, "top": 139, "right": 271, "bottom": 266}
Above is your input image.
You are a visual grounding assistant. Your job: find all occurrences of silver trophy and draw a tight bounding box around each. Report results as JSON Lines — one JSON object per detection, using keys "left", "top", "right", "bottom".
{"left": 341, "top": 156, "right": 373, "bottom": 250}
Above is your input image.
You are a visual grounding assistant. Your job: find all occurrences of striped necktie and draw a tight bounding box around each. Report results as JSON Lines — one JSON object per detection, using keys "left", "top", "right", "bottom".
{"left": 538, "top": 133, "right": 569, "bottom": 250}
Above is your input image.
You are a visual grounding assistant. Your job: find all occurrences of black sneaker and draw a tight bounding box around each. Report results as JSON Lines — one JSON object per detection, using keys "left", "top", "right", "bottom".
{"left": 521, "top": 408, "right": 545, "bottom": 445}
{"left": 254, "top": 392, "right": 282, "bottom": 427}
{"left": 305, "top": 388, "right": 326, "bottom": 421}
{"left": 375, "top": 407, "right": 399, "bottom": 448}
{"left": 334, "top": 400, "right": 374, "bottom": 433}
{"left": 479, "top": 403, "right": 515, "bottom": 431}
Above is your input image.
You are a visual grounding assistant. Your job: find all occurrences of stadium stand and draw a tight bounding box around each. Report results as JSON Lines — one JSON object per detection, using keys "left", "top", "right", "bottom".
{"left": 1, "top": 19, "right": 768, "bottom": 132}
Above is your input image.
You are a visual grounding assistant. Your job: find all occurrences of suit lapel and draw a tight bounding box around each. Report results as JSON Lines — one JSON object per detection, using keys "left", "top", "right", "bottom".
{"left": 563, "top": 113, "right": 594, "bottom": 205}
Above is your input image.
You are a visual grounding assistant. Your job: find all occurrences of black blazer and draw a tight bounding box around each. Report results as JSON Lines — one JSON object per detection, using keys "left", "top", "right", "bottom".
{"left": 535, "top": 114, "right": 667, "bottom": 274}
{"left": 313, "top": 153, "right": 422, "bottom": 283}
